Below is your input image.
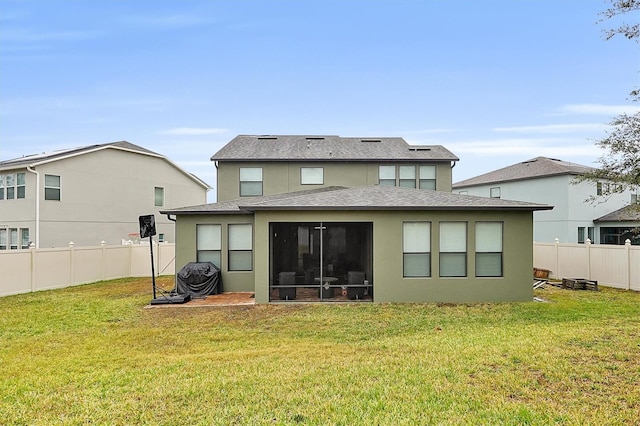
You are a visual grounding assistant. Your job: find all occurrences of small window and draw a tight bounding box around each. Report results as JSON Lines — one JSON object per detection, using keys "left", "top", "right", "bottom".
{"left": 229, "top": 224, "right": 253, "bottom": 271}
{"left": 0, "top": 229, "right": 6, "bottom": 250}
{"left": 587, "top": 227, "right": 595, "bottom": 243}
{"left": 419, "top": 166, "right": 436, "bottom": 190}
{"left": 476, "top": 222, "right": 503, "bottom": 277}
{"left": 403, "top": 222, "right": 431, "bottom": 277}
{"left": 301, "top": 167, "right": 324, "bottom": 185}
{"left": 378, "top": 165, "right": 396, "bottom": 186}
{"left": 240, "top": 168, "right": 263, "bottom": 196}
{"left": 44, "top": 174, "right": 61, "bottom": 201}
{"left": 154, "top": 187, "right": 164, "bottom": 207}
{"left": 578, "top": 227, "right": 586, "bottom": 244}
{"left": 158, "top": 233, "right": 165, "bottom": 243}
{"left": 9, "top": 228, "right": 18, "bottom": 250}
{"left": 439, "top": 222, "right": 467, "bottom": 277}
{"left": 490, "top": 187, "right": 501, "bottom": 199}
{"left": 458, "top": 190, "right": 468, "bottom": 195}
{"left": 20, "top": 229, "right": 30, "bottom": 249}
{"left": 197, "top": 224, "right": 221, "bottom": 268}
{"left": 399, "top": 166, "right": 416, "bottom": 188}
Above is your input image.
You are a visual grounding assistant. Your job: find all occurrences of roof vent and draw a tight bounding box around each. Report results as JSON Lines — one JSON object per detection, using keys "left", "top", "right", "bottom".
{"left": 360, "top": 139, "right": 381, "bottom": 143}
{"left": 305, "top": 137, "right": 325, "bottom": 141}
{"left": 409, "top": 146, "right": 431, "bottom": 151}
{"left": 257, "top": 136, "right": 278, "bottom": 140}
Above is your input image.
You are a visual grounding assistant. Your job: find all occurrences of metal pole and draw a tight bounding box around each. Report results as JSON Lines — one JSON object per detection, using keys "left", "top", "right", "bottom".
{"left": 149, "top": 235, "right": 156, "bottom": 299}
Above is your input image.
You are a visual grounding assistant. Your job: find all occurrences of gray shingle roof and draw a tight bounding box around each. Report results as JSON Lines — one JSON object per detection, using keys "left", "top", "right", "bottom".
{"left": 594, "top": 205, "right": 640, "bottom": 223}
{"left": 162, "top": 185, "right": 552, "bottom": 215}
{"left": 0, "top": 141, "right": 160, "bottom": 169}
{"left": 453, "top": 157, "right": 594, "bottom": 188}
{"left": 211, "top": 135, "right": 459, "bottom": 162}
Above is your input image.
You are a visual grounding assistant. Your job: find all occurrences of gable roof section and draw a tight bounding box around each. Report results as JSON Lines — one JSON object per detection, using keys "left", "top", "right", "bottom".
{"left": 211, "top": 135, "right": 459, "bottom": 162}
{"left": 162, "top": 185, "right": 552, "bottom": 215}
{"left": 453, "top": 157, "right": 594, "bottom": 188}
{"left": 0, "top": 141, "right": 210, "bottom": 189}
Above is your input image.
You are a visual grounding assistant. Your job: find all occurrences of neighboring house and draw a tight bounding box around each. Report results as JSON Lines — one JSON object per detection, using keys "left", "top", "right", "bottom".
{"left": 162, "top": 135, "right": 551, "bottom": 304}
{"left": 453, "top": 157, "right": 640, "bottom": 245}
{"left": 0, "top": 141, "right": 210, "bottom": 248}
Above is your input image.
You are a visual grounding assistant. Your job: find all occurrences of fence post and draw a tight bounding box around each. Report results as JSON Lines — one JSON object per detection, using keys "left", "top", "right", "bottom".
{"left": 554, "top": 238, "right": 559, "bottom": 279}
{"left": 101, "top": 241, "right": 106, "bottom": 281}
{"left": 625, "top": 239, "right": 631, "bottom": 290}
{"left": 29, "top": 242, "right": 36, "bottom": 293}
{"left": 586, "top": 238, "right": 592, "bottom": 280}
{"left": 69, "top": 241, "right": 75, "bottom": 286}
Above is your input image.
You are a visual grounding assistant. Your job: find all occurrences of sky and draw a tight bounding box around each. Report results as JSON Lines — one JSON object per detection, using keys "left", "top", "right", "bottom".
{"left": 1, "top": 0, "right": 639, "bottom": 202}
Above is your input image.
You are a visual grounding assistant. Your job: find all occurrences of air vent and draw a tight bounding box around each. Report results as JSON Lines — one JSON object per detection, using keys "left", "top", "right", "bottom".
{"left": 257, "top": 136, "right": 278, "bottom": 140}
{"left": 360, "top": 139, "right": 381, "bottom": 143}
{"left": 409, "top": 146, "right": 431, "bottom": 151}
{"left": 305, "top": 137, "right": 325, "bottom": 141}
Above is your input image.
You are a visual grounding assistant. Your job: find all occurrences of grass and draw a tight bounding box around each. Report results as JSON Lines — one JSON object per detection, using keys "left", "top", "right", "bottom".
{"left": 0, "top": 278, "right": 639, "bottom": 425}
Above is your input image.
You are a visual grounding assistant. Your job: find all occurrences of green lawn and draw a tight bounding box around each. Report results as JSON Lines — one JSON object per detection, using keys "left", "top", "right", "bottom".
{"left": 1, "top": 277, "right": 639, "bottom": 425}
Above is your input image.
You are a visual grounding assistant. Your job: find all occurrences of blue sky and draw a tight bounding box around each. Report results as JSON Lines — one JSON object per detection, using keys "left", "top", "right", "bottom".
{"left": 1, "top": 0, "right": 638, "bottom": 201}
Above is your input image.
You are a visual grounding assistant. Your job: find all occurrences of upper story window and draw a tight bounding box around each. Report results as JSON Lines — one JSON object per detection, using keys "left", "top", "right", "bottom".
{"left": 0, "top": 173, "right": 26, "bottom": 200}
{"left": 378, "top": 166, "right": 396, "bottom": 186}
{"left": 239, "top": 168, "right": 262, "bottom": 196}
{"left": 399, "top": 166, "right": 416, "bottom": 188}
{"left": 379, "top": 165, "right": 437, "bottom": 189}
{"left": 44, "top": 174, "right": 61, "bottom": 201}
{"left": 419, "top": 166, "right": 436, "bottom": 190}
{"left": 490, "top": 187, "right": 501, "bottom": 198}
{"left": 301, "top": 167, "right": 323, "bottom": 185}
{"left": 154, "top": 187, "right": 164, "bottom": 207}
{"left": 197, "top": 224, "right": 221, "bottom": 268}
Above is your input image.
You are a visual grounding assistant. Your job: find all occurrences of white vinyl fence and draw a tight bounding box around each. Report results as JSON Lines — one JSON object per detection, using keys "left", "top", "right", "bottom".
{"left": 534, "top": 240, "right": 640, "bottom": 291}
{"left": 0, "top": 242, "right": 175, "bottom": 297}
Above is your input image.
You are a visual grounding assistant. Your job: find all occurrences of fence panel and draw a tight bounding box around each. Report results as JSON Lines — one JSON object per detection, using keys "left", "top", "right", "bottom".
{"left": 0, "top": 251, "right": 32, "bottom": 296}
{"left": 33, "top": 249, "right": 72, "bottom": 292}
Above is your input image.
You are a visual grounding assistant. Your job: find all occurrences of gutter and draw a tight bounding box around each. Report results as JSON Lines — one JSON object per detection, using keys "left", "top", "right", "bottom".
{"left": 26, "top": 166, "right": 40, "bottom": 248}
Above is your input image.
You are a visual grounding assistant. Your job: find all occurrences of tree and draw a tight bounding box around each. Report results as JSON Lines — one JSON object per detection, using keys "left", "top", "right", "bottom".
{"left": 579, "top": 1, "right": 640, "bottom": 201}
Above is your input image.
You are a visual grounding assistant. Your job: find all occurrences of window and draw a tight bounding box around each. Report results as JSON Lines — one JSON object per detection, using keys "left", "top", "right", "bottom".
{"left": 44, "top": 174, "right": 61, "bottom": 201}
{"left": 403, "top": 222, "right": 431, "bottom": 277}
{"left": 476, "top": 222, "right": 503, "bottom": 277}
{"left": 439, "top": 222, "right": 467, "bottom": 277}
{"left": 301, "top": 167, "right": 323, "bottom": 185}
{"left": 490, "top": 187, "right": 501, "bottom": 198}
{"left": 378, "top": 165, "right": 396, "bottom": 186}
{"left": 399, "top": 166, "right": 416, "bottom": 188}
{"left": 0, "top": 229, "right": 6, "bottom": 250}
{"left": 228, "top": 224, "right": 253, "bottom": 271}
{"left": 419, "top": 166, "right": 436, "bottom": 190}
{"left": 578, "top": 227, "right": 586, "bottom": 244}
{"left": 20, "top": 229, "right": 30, "bottom": 249}
{"left": 588, "top": 227, "right": 595, "bottom": 242}
{"left": 0, "top": 175, "right": 4, "bottom": 200}
{"left": 154, "top": 187, "right": 164, "bottom": 207}
{"left": 9, "top": 228, "right": 18, "bottom": 250}
{"left": 458, "top": 190, "right": 468, "bottom": 195}
{"left": 16, "top": 173, "right": 25, "bottom": 198}
{"left": 196, "top": 224, "right": 221, "bottom": 268}
{"left": 239, "top": 168, "right": 262, "bottom": 196}
{"left": 6, "top": 174, "right": 15, "bottom": 199}
{"left": 158, "top": 233, "right": 165, "bottom": 243}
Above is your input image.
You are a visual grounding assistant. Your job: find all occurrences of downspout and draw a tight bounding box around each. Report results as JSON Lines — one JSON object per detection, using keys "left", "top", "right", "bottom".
{"left": 26, "top": 166, "right": 40, "bottom": 249}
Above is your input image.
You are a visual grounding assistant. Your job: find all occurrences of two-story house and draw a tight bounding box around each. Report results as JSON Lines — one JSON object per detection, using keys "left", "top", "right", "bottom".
{"left": 452, "top": 157, "right": 639, "bottom": 245}
{"left": 162, "top": 135, "right": 551, "bottom": 304}
{"left": 0, "top": 141, "right": 210, "bottom": 248}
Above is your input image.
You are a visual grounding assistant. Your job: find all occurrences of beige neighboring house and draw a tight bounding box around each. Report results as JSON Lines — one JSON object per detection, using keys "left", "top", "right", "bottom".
{"left": 162, "top": 135, "right": 551, "bottom": 304}
{"left": 0, "top": 141, "right": 210, "bottom": 248}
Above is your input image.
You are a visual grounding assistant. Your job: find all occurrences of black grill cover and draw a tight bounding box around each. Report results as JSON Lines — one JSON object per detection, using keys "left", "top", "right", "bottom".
{"left": 176, "top": 262, "right": 222, "bottom": 297}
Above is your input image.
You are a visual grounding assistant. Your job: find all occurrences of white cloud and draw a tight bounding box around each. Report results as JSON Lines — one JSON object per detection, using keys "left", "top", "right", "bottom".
{"left": 557, "top": 104, "right": 640, "bottom": 116}
{"left": 159, "top": 127, "right": 228, "bottom": 136}
{"left": 493, "top": 123, "right": 606, "bottom": 133}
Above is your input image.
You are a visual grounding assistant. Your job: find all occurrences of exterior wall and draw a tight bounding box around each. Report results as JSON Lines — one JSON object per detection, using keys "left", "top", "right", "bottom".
{"left": 173, "top": 213, "right": 255, "bottom": 292}
{"left": 0, "top": 149, "right": 208, "bottom": 248}
{"left": 455, "top": 175, "right": 635, "bottom": 244}
{"left": 249, "top": 209, "right": 533, "bottom": 303}
{"left": 216, "top": 161, "right": 453, "bottom": 201}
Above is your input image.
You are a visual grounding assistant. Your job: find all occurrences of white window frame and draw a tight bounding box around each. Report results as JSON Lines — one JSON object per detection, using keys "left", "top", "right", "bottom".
{"left": 228, "top": 224, "right": 253, "bottom": 271}
{"left": 0, "top": 229, "right": 7, "bottom": 250}
{"left": 9, "top": 228, "right": 18, "bottom": 250}
{"left": 490, "top": 187, "right": 501, "bottom": 199}
{"left": 403, "top": 222, "right": 431, "bottom": 277}
{"left": 154, "top": 187, "right": 164, "bottom": 207}
{"left": 439, "top": 222, "right": 467, "bottom": 277}
{"left": 399, "top": 166, "right": 416, "bottom": 188}
{"left": 378, "top": 165, "right": 396, "bottom": 186}
{"left": 301, "top": 167, "right": 324, "bottom": 185}
{"left": 419, "top": 165, "right": 436, "bottom": 190}
{"left": 475, "top": 222, "right": 503, "bottom": 277}
{"left": 196, "top": 224, "right": 222, "bottom": 268}
{"left": 239, "top": 168, "right": 263, "bottom": 196}
{"left": 44, "top": 174, "right": 61, "bottom": 201}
